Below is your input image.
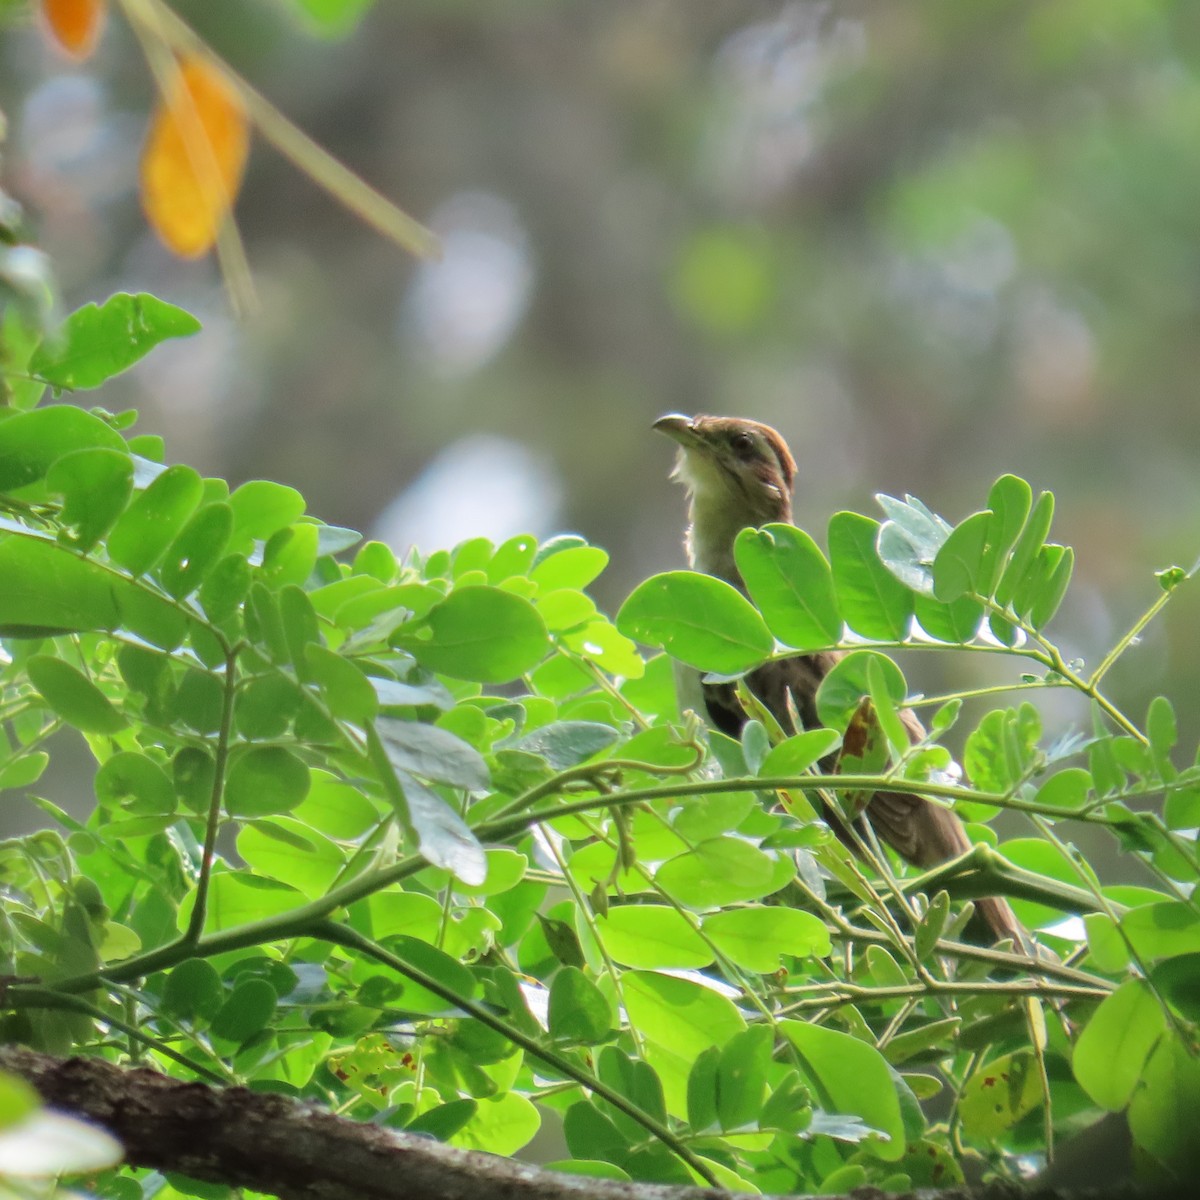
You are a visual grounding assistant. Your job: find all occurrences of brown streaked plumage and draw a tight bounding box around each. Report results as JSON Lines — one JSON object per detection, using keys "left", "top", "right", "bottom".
{"left": 654, "top": 412, "right": 1023, "bottom": 947}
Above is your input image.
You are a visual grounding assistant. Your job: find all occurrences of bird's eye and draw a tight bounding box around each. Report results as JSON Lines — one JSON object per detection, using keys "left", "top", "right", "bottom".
{"left": 730, "top": 431, "right": 756, "bottom": 457}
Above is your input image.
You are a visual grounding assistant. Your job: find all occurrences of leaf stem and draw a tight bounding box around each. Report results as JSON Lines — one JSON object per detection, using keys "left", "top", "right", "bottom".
{"left": 183, "top": 643, "right": 239, "bottom": 946}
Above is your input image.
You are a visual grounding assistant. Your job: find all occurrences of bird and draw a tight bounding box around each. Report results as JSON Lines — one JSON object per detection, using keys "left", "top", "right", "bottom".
{"left": 654, "top": 412, "right": 1023, "bottom": 946}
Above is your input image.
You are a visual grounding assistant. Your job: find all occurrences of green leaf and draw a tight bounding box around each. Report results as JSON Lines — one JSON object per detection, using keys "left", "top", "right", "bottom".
{"left": 261, "top": 523, "right": 319, "bottom": 588}
{"left": 655, "top": 837, "right": 790, "bottom": 907}
{"left": 0, "top": 405, "right": 127, "bottom": 492}
{"left": 733, "top": 523, "right": 842, "bottom": 649}
{"left": 1121, "top": 902, "right": 1200, "bottom": 961}
{"left": 46, "top": 447, "right": 133, "bottom": 552}
{"left": 1072, "top": 979, "right": 1166, "bottom": 1111}
{"left": 913, "top": 592, "right": 983, "bottom": 643}
{"left": 717, "top": 1025, "right": 773, "bottom": 1132}
{"left": 875, "top": 494, "right": 950, "bottom": 593}
{"left": 515, "top": 721, "right": 619, "bottom": 769}
{"left": 453, "top": 848, "right": 527, "bottom": 897}
{"left": 199, "top": 553, "right": 253, "bottom": 623}
{"left": 979, "top": 475, "right": 1032, "bottom": 595}
{"left": 237, "top": 817, "right": 345, "bottom": 899}
{"left": 235, "top": 673, "right": 300, "bottom": 739}
{"left": 932, "top": 510, "right": 991, "bottom": 602}
{"left": 403, "top": 586, "right": 550, "bottom": 684}
{"left": 95, "top": 751, "right": 174, "bottom": 815}
{"left": 1150, "top": 953, "right": 1200, "bottom": 1023}
{"left": 210, "top": 978, "right": 277, "bottom": 1044}
{"left": 394, "top": 770, "right": 487, "bottom": 887}
{"left": 224, "top": 746, "right": 311, "bottom": 817}
{"left": 0, "top": 1072, "right": 39, "bottom": 1128}
{"left": 161, "top": 958, "right": 223, "bottom": 1023}
{"left": 616, "top": 571, "right": 773, "bottom": 674}
{"left": 914, "top": 890, "right": 951, "bottom": 961}
{"left": 1029, "top": 546, "right": 1073, "bottom": 629}
{"left": 360, "top": 891, "right": 441, "bottom": 941}
{"left": 760, "top": 728, "right": 841, "bottom": 777}
{"left": 1147, "top": 695, "right": 1177, "bottom": 781}
{"left": 597, "top": 906, "right": 711, "bottom": 969}
{"left": 548, "top": 966, "right": 614, "bottom": 1044}
{"left": 686, "top": 1046, "right": 720, "bottom": 1134}
{"left": 995, "top": 490, "right": 1054, "bottom": 609}
{"left": 172, "top": 667, "right": 224, "bottom": 734}
{"left": 815, "top": 649, "right": 906, "bottom": 732}
{"left": 623, "top": 970, "right": 745, "bottom": 1065}
{"left": 389, "top": 934, "right": 480, "bottom": 1015}
{"left": 27, "top": 655, "right": 126, "bottom": 734}
{"left": 107, "top": 464, "right": 204, "bottom": 575}
{"left": 0, "top": 752, "right": 49, "bottom": 790}
{"left": 294, "top": 772, "right": 379, "bottom": 840}
{"left": 305, "top": 644, "right": 378, "bottom": 724}
{"left": 227, "top": 480, "right": 306, "bottom": 542}
{"left": 1128, "top": 1030, "right": 1200, "bottom": 1175}
{"left": 403, "top": 1099, "right": 478, "bottom": 1143}
{"left": 563, "top": 1101, "right": 631, "bottom": 1165}
{"left": 29, "top": 293, "right": 200, "bottom": 390}
{"left": 375, "top": 716, "right": 489, "bottom": 791}
{"left": 0, "top": 535, "right": 119, "bottom": 634}
{"left": 530, "top": 544, "right": 608, "bottom": 590}
{"left": 702, "top": 906, "right": 831, "bottom": 971}
{"left": 158, "top": 503, "right": 234, "bottom": 599}
{"left": 958, "top": 1051, "right": 1042, "bottom": 1139}
{"left": 827, "top": 512, "right": 913, "bottom": 641}
{"left": 176, "top": 872, "right": 301, "bottom": 933}
{"left": 780, "top": 1019, "right": 905, "bottom": 1160}
{"left": 1033, "top": 767, "right": 1092, "bottom": 811}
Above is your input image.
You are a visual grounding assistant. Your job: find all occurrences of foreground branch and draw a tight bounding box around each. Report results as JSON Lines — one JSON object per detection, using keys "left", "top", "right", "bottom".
{"left": 2, "top": 1047, "right": 706, "bottom": 1200}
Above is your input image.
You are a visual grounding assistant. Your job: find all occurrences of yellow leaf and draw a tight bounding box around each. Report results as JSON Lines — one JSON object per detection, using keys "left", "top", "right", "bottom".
{"left": 41, "top": 0, "right": 106, "bottom": 59}
{"left": 140, "top": 56, "right": 250, "bottom": 259}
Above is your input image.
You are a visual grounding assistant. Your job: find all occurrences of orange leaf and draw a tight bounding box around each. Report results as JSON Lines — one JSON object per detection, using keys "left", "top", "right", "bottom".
{"left": 140, "top": 57, "right": 250, "bottom": 259}
{"left": 41, "top": 0, "right": 106, "bottom": 59}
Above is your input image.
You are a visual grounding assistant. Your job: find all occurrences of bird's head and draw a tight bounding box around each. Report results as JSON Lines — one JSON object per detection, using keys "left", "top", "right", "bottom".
{"left": 654, "top": 413, "right": 796, "bottom": 577}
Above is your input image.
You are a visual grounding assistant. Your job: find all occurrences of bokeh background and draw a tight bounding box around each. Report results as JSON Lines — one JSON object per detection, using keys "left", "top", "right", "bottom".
{"left": 4, "top": 0, "right": 1200, "bottom": 757}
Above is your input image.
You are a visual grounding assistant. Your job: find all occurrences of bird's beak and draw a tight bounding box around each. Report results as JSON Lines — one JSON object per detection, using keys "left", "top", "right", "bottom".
{"left": 653, "top": 413, "right": 702, "bottom": 449}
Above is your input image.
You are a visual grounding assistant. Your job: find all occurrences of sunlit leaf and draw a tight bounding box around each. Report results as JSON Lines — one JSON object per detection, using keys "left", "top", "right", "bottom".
{"left": 46, "top": 447, "right": 132, "bottom": 551}
{"left": 1073, "top": 979, "right": 1165, "bottom": 1111}
{"left": 828, "top": 511, "right": 913, "bottom": 641}
{"left": 29, "top": 293, "right": 200, "bottom": 390}
{"left": 40, "top": 0, "right": 106, "bottom": 60}
{"left": 815, "top": 649, "right": 906, "bottom": 733}
{"left": 957, "top": 1051, "right": 1042, "bottom": 1139}
{"left": 27, "top": 655, "right": 126, "bottom": 734}
{"left": 932, "top": 510, "right": 991, "bottom": 602}
{"left": 702, "top": 906, "right": 830, "bottom": 971}
{"left": 140, "top": 56, "right": 250, "bottom": 258}
{"left": 994, "top": 490, "right": 1054, "bottom": 609}
{"left": 401, "top": 586, "right": 550, "bottom": 684}
{"left": 617, "top": 571, "right": 773, "bottom": 674}
{"left": 108, "top": 463, "right": 204, "bottom": 575}
{"left": 781, "top": 1019, "right": 905, "bottom": 1160}
{"left": 734, "top": 523, "right": 841, "bottom": 649}
{"left": 0, "top": 404, "right": 126, "bottom": 492}
{"left": 596, "top": 906, "right": 711, "bottom": 970}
